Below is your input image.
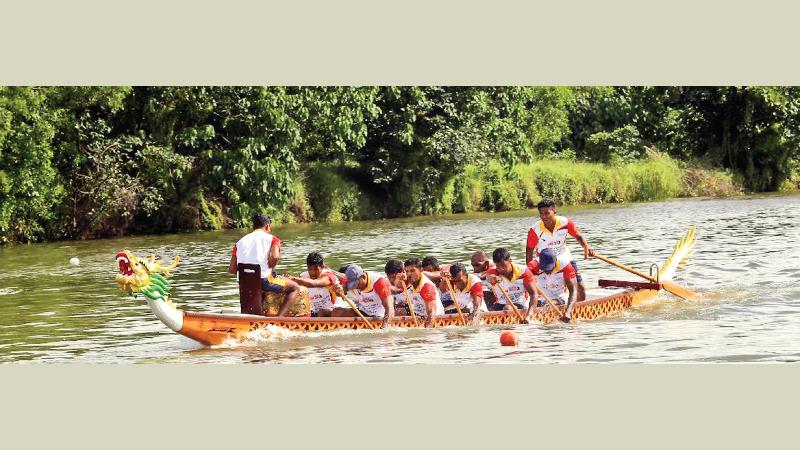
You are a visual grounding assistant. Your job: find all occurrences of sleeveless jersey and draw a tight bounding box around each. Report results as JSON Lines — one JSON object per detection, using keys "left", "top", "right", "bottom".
{"left": 407, "top": 274, "right": 445, "bottom": 318}
{"left": 300, "top": 269, "right": 345, "bottom": 312}
{"left": 348, "top": 271, "right": 391, "bottom": 318}
{"left": 527, "top": 215, "right": 578, "bottom": 267}
{"left": 233, "top": 229, "right": 280, "bottom": 278}
{"left": 486, "top": 262, "right": 533, "bottom": 308}
{"left": 450, "top": 274, "right": 488, "bottom": 312}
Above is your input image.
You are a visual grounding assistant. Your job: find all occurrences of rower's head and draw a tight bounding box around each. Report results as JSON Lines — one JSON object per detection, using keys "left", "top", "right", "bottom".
{"left": 305, "top": 251, "right": 325, "bottom": 279}
{"left": 537, "top": 199, "right": 557, "bottom": 225}
{"left": 344, "top": 265, "right": 367, "bottom": 290}
{"left": 252, "top": 213, "right": 272, "bottom": 232}
{"left": 404, "top": 258, "right": 423, "bottom": 286}
{"left": 421, "top": 256, "right": 439, "bottom": 272}
{"left": 384, "top": 259, "right": 404, "bottom": 287}
{"left": 492, "top": 247, "right": 513, "bottom": 276}
{"left": 470, "top": 250, "right": 489, "bottom": 273}
{"left": 449, "top": 262, "right": 469, "bottom": 289}
{"left": 538, "top": 248, "right": 557, "bottom": 274}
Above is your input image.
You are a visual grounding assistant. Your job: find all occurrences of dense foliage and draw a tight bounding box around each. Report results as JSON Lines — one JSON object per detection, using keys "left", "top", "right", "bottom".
{"left": 0, "top": 86, "right": 797, "bottom": 243}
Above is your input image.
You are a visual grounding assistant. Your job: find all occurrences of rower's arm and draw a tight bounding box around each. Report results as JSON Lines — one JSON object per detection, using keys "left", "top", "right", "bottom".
{"left": 564, "top": 278, "right": 578, "bottom": 317}
{"left": 288, "top": 275, "right": 332, "bottom": 289}
{"left": 524, "top": 280, "right": 538, "bottom": 318}
{"left": 380, "top": 294, "right": 394, "bottom": 328}
{"left": 228, "top": 254, "right": 238, "bottom": 274}
{"left": 424, "top": 301, "right": 436, "bottom": 328}
{"left": 471, "top": 292, "right": 482, "bottom": 314}
{"left": 423, "top": 271, "right": 442, "bottom": 282}
{"left": 268, "top": 244, "right": 280, "bottom": 268}
{"left": 573, "top": 230, "right": 594, "bottom": 259}
{"left": 375, "top": 278, "right": 394, "bottom": 328}
{"left": 525, "top": 246, "right": 534, "bottom": 264}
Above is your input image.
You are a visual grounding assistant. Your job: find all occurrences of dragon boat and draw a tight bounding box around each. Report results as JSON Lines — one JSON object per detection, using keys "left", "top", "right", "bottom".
{"left": 114, "top": 227, "right": 696, "bottom": 347}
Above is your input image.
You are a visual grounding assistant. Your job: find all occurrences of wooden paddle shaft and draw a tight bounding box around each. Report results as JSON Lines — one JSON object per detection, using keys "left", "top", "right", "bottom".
{"left": 534, "top": 285, "right": 565, "bottom": 319}
{"left": 444, "top": 278, "right": 467, "bottom": 326}
{"left": 339, "top": 294, "right": 375, "bottom": 330}
{"left": 400, "top": 281, "right": 419, "bottom": 327}
{"left": 494, "top": 284, "right": 526, "bottom": 323}
{"left": 593, "top": 254, "right": 660, "bottom": 283}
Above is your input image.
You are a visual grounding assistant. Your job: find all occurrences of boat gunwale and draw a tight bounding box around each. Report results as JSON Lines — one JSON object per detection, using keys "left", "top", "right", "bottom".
{"left": 180, "top": 284, "right": 651, "bottom": 324}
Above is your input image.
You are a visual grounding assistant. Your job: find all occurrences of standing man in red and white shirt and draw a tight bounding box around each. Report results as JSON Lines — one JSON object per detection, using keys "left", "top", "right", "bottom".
{"left": 228, "top": 214, "right": 301, "bottom": 316}
{"left": 528, "top": 248, "right": 579, "bottom": 323}
{"left": 525, "top": 199, "right": 593, "bottom": 303}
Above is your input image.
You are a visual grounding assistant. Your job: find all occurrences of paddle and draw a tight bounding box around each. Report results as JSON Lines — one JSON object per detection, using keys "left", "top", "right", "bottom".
{"left": 337, "top": 292, "right": 375, "bottom": 330}
{"left": 593, "top": 253, "right": 697, "bottom": 300}
{"left": 400, "top": 280, "right": 419, "bottom": 327}
{"left": 534, "top": 284, "right": 567, "bottom": 322}
{"left": 443, "top": 277, "right": 468, "bottom": 326}
{"left": 493, "top": 283, "right": 527, "bottom": 323}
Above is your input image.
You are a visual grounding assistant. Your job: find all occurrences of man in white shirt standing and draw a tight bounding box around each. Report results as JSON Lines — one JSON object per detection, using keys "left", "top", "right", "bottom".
{"left": 228, "top": 214, "right": 300, "bottom": 316}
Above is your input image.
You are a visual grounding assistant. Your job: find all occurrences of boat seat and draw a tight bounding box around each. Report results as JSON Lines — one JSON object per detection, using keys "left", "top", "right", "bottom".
{"left": 237, "top": 263, "right": 264, "bottom": 316}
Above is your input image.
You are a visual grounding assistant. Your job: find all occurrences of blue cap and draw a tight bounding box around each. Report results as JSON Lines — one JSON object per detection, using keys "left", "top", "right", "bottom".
{"left": 539, "top": 248, "right": 557, "bottom": 273}
{"left": 345, "top": 265, "right": 365, "bottom": 290}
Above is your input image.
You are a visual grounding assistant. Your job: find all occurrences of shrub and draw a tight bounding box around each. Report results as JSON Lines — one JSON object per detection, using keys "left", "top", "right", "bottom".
{"left": 303, "top": 163, "right": 378, "bottom": 222}
{"left": 585, "top": 125, "right": 645, "bottom": 164}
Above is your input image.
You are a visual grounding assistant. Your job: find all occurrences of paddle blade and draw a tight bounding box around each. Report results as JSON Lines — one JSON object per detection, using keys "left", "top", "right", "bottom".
{"left": 662, "top": 280, "right": 698, "bottom": 300}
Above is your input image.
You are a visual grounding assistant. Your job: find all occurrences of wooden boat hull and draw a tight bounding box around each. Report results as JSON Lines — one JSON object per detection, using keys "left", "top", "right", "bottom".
{"left": 161, "top": 284, "right": 654, "bottom": 346}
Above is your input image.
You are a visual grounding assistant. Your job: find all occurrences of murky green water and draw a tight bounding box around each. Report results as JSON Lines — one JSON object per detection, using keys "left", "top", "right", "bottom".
{"left": 1, "top": 194, "right": 799, "bottom": 363}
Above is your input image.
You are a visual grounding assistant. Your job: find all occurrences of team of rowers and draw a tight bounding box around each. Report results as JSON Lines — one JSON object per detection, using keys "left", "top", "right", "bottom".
{"left": 228, "top": 199, "right": 595, "bottom": 327}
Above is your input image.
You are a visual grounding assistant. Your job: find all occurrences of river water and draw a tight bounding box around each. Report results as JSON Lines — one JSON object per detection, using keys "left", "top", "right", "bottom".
{"left": 1, "top": 194, "right": 799, "bottom": 363}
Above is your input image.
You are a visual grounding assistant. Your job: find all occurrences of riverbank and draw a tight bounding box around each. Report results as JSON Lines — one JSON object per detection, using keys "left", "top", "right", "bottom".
{"left": 278, "top": 152, "right": 745, "bottom": 225}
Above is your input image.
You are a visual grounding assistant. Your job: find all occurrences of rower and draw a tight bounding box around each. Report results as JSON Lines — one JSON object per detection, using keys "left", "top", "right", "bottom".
{"left": 525, "top": 199, "right": 592, "bottom": 303}
{"left": 228, "top": 214, "right": 301, "bottom": 316}
{"left": 286, "top": 252, "right": 345, "bottom": 317}
{"left": 384, "top": 259, "right": 412, "bottom": 316}
{"left": 528, "top": 248, "right": 578, "bottom": 323}
{"left": 470, "top": 250, "right": 497, "bottom": 307}
{"left": 421, "top": 255, "right": 455, "bottom": 312}
{"left": 403, "top": 258, "right": 445, "bottom": 327}
{"left": 441, "top": 262, "right": 487, "bottom": 324}
{"left": 485, "top": 248, "right": 537, "bottom": 313}
{"left": 332, "top": 264, "right": 395, "bottom": 329}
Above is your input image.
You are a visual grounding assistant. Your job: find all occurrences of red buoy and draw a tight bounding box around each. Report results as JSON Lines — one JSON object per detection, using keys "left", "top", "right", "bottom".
{"left": 500, "top": 330, "right": 518, "bottom": 346}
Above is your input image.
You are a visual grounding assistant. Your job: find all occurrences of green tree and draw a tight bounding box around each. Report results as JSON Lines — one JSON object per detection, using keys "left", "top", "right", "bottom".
{"left": 0, "top": 87, "right": 63, "bottom": 243}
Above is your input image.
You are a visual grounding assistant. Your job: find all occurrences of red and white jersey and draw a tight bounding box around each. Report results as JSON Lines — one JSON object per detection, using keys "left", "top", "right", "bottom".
{"left": 347, "top": 271, "right": 392, "bottom": 318}
{"left": 407, "top": 274, "right": 445, "bottom": 318}
{"left": 527, "top": 260, "right": 577, "bottom": 303}
{"left": 527, "top": 215, "right": 579, "bottom": 267}
{"left": 300, "top": 269, "right": 345, "bottom": 312}
{"left": 486, "top": 262, "right": 534, "bottom": 308}
{"left": 450, "top": 274, "right": 488, "bottom": 312}
{"left": 232, "top": 229, "right": 281, "bottom": 278}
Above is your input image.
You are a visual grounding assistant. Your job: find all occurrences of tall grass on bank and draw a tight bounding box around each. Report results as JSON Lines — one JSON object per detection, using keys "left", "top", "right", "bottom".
{"left": 450, "top": 153, "right": 685, "bottom": 213}
{"left": 288, "top": 154, "right": 742, "bottom": 223}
